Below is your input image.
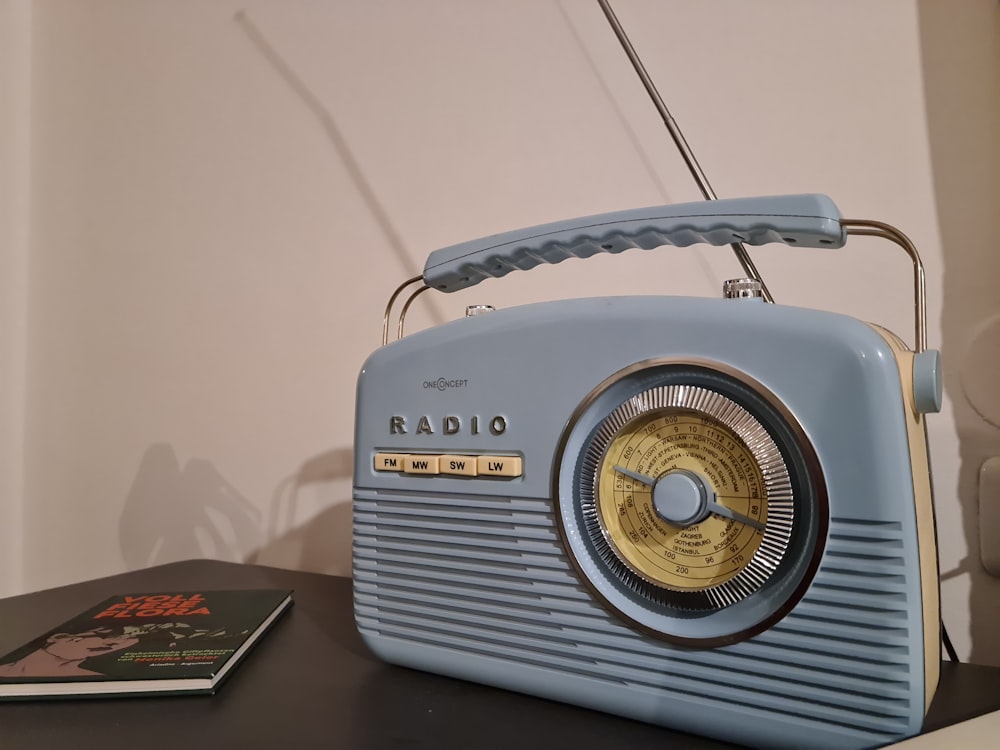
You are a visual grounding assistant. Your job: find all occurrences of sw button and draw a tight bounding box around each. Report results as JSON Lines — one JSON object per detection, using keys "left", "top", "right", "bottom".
{"left": 439, "top": 455, "right": 478, "bottom": 476}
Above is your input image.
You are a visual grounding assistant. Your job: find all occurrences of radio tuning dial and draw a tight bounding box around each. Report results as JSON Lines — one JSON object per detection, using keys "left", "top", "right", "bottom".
{"left": 557, "top": 364, "right": 826, "bottom": 643}
{"left": 595, "top": 406, "right": 773, "bottom": 593}
{"left": 654, "top": 469, "right": 710, "bottom": 526}
{"left": 723, "top": 278, "right": 764, "bottom": 299}
{"left": 566, "top": 366, "right": 812, "bottom": 627}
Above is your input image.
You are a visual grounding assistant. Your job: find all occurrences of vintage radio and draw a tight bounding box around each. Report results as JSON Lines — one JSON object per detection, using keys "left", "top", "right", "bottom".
{"left": 352, "top": 193, "right": 942, "bottom": 749}
{"left": 352, "top": 3, "right": 942, "bottom": 747}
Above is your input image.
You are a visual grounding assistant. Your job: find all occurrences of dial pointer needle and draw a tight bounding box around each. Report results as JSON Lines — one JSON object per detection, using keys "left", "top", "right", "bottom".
{"left": 613, "top": 465, "right": 660, "bottom": 487}
{"left": 706, "top": 501, "right": 766, "bottom": 532}
{"left": 615, "top": 465, "right": 765, "bottom": 531}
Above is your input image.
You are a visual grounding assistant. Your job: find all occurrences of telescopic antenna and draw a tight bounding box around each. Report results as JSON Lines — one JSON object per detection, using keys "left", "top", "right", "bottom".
{"left": 596, "top": 0, "right": 774, "bottom": 302}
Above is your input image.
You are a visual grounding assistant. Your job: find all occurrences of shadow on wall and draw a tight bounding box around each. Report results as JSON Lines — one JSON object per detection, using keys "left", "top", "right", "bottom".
{"left": 917, "top": 1, "right": 1000, "bottom": 666}
{"left": 119, "top": 444, "right": 262, "bottom": 570}
{"left": 119, "top": 444, "right": 356, "bottom": 578}
{"left": 248, "top": 448, "right": 355, "bottom": 577}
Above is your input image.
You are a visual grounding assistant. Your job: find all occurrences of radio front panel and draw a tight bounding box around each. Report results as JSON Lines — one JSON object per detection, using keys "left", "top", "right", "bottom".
{"left": 353, "top": 293, "right": 938, "bottom": 750}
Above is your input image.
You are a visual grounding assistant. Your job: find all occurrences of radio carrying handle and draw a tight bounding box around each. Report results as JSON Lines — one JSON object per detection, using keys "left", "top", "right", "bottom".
{"left": 422, "top": 194, "right": 843, "bottom": 294}
{"left": 384, "top": 193, "right": 926, "bottom": 355}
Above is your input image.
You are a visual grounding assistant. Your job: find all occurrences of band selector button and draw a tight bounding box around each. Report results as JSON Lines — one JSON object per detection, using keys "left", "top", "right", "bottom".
{"left": 402, "top": 455, "right": 440, "bottom": 474}
{"left": 477, "top": 456, "right": 523, "bottom": 477}
{"left": 440, "top": 455, "right": 478, "bottom": 476}
{"left": 374, "top": 453, "right": 408, "bottom": 472}
{"left": 374, "top": 452, "right": 522, "bottom": 478}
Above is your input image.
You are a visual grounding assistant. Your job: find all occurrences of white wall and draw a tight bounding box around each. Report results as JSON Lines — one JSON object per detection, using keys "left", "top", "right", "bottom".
{"left": 1, "top": 0, "right": 997, "bottom": 665}
{"left": 917, "top": 0, "right": 1000, "bottom": 668}
{"left": 0, "top": 0, "right": 31, "bottom": 605}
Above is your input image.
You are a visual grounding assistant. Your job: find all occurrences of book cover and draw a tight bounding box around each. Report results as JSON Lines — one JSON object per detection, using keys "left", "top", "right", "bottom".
{"left": 0, "top": 588, "right": 292, "bottom": 699}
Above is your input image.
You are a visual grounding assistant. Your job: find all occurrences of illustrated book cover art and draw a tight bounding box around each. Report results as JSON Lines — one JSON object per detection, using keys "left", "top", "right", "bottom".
{"left": 0, "top": 588, "right": 293, "bottom": 699}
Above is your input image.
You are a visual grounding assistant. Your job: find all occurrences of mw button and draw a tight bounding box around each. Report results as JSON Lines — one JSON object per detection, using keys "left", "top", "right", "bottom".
{"left": 403, "top": 455, "right": 440, "bottom": 474}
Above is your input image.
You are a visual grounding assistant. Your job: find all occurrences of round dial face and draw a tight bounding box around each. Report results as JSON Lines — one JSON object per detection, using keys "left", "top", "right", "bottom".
{"left": 597, "top": 408, "right": 767, "bottom": 592}
{"left": 557, "top": 362, "right": 827, "bottom": 645}
{"left": 573, "top": 375, "right": 802, "bottom": 617}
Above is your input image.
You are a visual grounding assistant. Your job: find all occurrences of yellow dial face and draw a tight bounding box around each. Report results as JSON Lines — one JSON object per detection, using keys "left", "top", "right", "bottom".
{"left": 597, "top": 409, "right": 767, "bottom": 592}
{"left": 567, "top": 372, "right": 807, "bottom": 635}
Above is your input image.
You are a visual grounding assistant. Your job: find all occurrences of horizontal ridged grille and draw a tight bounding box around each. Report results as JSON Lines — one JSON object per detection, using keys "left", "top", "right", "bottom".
{"left": 354, "top": 490, "right": 917, "bottom": 746}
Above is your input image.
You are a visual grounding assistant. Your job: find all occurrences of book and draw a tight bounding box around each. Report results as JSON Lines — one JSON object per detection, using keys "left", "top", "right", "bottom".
{"left": 0, "top": 588, "right": 292, "bottom": 699}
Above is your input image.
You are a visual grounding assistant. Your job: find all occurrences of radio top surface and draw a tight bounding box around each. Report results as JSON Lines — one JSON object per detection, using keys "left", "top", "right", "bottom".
{"left": 356, "top": 293, "right": 916, "bottom": 517}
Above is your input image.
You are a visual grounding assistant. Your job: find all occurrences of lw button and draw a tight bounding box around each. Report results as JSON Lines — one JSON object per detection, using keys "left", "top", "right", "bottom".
{"left": 477, "top": 456, "right": 523, "bottom": 477}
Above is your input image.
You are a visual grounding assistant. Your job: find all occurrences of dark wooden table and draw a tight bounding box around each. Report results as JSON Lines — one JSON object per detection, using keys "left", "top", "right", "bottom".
{"left": 1, "top": 560, "right": 998, "bottom": 749}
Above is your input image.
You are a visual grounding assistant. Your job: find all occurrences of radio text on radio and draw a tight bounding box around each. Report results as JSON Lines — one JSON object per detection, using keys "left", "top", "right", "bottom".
{"left": 390, "top": 415, "right": 507, "bottom": 436}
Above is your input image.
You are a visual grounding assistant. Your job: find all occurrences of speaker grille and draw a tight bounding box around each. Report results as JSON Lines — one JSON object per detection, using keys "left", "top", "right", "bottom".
{"left": 354, "top": 490, "right": 917, "bottom": 747}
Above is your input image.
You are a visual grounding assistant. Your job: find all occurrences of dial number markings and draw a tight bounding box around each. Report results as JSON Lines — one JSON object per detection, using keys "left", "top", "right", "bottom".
{"left": 598, "top": 410, "right": 768, "bottom": 591}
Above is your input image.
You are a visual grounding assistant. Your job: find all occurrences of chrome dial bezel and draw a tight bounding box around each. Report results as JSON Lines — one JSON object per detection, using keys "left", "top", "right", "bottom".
{"left": 553, "top": 359, "right": 828, "bottom": 647}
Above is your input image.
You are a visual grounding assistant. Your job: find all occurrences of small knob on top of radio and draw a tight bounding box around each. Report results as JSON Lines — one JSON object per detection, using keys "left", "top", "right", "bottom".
{"left": 723, "top": 278, "right": 764, "bottom": 299}
{"left": 466, "top": 304, "right": 496, "bottom": 317}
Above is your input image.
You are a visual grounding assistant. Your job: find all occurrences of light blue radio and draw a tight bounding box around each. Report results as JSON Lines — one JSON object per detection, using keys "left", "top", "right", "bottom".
{"left": 353, "top": 194, "right": 942, "bottom": 749}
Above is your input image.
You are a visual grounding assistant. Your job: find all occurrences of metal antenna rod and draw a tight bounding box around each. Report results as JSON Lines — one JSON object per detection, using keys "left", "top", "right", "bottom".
{"left": 596, "top": 0, "right": 774, "bottom": 302}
